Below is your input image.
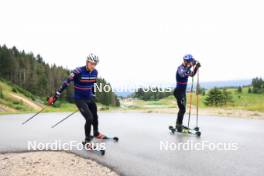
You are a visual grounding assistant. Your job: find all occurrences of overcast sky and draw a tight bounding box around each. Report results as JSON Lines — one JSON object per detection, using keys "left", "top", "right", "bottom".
{"left": 0, "top": 0, "right": 263, "bottom": 87}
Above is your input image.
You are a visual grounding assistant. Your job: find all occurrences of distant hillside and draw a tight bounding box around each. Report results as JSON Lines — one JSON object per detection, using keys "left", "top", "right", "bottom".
{"left": 115, "top": 91, "right": 133, "bottom": 97}
{"left": 200, "top": 79, "right": 252, "bottom": 89}
{"left": 115, "top": 79, "right": 252, "bottom": 97}
{"left": 121, "top": 86, "right": 264, "bottom": 119}
{"left": 0, "top": 79, "right": 119, "bottom": 113}
{"left": 0, "top": 44, "right": 120, "bottom": 107}
{"left": 0, "top": 79, "right": 43, "bottom": 113}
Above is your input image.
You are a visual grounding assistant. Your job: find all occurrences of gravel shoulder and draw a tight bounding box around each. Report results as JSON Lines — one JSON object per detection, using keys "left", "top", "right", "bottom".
{"left": 0, "top": 151, "right": 119, "bottom": 176}
{"left": 119, "top": 107, "right": 264, "bottom": 119}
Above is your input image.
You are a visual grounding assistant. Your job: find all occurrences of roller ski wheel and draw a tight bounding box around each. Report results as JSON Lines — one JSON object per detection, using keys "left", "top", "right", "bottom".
{"left": 82, "top": 140, "right": 105, "bottom": 156}
{"left": 194, "top": 127, "right": 200, "bottom": 131}
{"left": 102, "top": 136, "right": 119, "bottom": 142}
{"left": 169, "top": 125, "right": 201, "bottom": 137}
{"left": 112, "top": 137, "right": 119, "bottom": 142}
{"left": 195, "top": 131, "right": 201, "bottom": 137}
{"left": 169, "top": 126, "right": 176, "bottom": 134}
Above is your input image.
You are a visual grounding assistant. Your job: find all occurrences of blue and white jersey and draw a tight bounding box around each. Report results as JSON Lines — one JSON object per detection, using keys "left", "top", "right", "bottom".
{"left": 58, "top": 66, "right": 98, "bottom": 100}
{"left": 176, "top": 64, "right": 192, "bottom": 91}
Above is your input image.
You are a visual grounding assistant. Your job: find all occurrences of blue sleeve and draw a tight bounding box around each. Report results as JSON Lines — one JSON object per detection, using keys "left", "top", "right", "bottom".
{"left": 95, "top": 69, "right": 98, "bottom": 82}
{"left": 92, "top": 69, "right": 98, "bottom": 95}
{"left": 56, "top": 67, "right": 81, "bottom": 95}
{"left": 177, "top": 66, "right": 191, "bottom": 78}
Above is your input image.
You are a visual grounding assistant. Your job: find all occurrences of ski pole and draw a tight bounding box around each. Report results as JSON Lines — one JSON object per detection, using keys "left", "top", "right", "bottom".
{"left": 22, "top": 106, "right": 48, "bottom": 125}
{"left": 187, "top": 76, "right": 194, "bottom": 128}
{"left": 196, "top": 70, "right": 199, "bottom": 128}
{"left": 51, "top": 110, "right": 78, "bottom": 128}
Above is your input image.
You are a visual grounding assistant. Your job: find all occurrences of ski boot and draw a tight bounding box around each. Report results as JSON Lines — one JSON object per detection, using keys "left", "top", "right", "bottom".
{"left": 176, "top": 124, "right": 183, "bottom": 132}
{"left": 82, "top": 136, "right": 93, "bottom": 146}
{"left": 194, "top": 127, "right": 200, "bottom": 131}
{"left": 94, "top": 132, "right": 119, "bottom": 142}
{"left": 94, "top": 132, "right": 107, "bottom": 139}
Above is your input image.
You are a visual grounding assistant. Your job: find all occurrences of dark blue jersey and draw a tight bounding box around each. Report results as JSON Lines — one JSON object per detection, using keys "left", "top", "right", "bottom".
{"left": 176, "top": 64, "right": 192, "bottom": 91}
{"left": 57, "top": 66, "right": 98, "bottom": 100}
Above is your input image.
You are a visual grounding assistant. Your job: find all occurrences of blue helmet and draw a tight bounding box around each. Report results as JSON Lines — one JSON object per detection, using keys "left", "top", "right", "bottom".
{"left": 183, "top": 54, "right": 194, "bottom": 62}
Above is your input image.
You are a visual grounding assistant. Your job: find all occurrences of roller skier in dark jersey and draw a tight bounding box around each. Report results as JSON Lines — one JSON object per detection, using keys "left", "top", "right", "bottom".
{"left": 174, "top": 54, "right": 201, "bottom": 132}
{"left": 47, "top": 53, "right": 106, "bottom": 143}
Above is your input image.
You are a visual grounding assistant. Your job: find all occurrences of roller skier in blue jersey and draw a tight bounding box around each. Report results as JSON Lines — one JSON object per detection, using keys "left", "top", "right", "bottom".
{"left": 174, "top": 54, "right": 201, "bottom": 132}
{"left": 47, "top": 53, "right": 106, "bottom": 143}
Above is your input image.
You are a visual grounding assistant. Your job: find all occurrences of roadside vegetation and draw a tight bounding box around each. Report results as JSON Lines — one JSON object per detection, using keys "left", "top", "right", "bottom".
{"left": 0, "top": 45, "right": 120, "bottom": 114}
{"left": 0, "top": 45, "right": 120, "bottom": 108}
{"left": 0, "top": 45, "right": 263, "bottom": 117}
{"left": 126, "top": 77, "right": 264, "bottom": 115}
{"left": 0, "top": 79, "right": 118, "bottom": 114}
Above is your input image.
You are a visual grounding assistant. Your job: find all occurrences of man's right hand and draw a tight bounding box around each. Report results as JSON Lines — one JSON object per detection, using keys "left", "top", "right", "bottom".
{"left": 47, "top": 96, "right": 57, "bottom": 105}
{"left": 195, "top": 61, "right": 201, "bottom": 68}
{"left": 48, "top": 91, "right": 61, "bottom": 105}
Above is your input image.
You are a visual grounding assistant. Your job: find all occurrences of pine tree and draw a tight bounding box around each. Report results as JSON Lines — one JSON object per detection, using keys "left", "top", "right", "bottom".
{"left": 237, "top": 86, "right": 242, "bottom": 93}
{"left": 248, "top": 87, "right": 252, "bottom": 93}
{"left": 204, "top": 88, "right": 233, "bottom": 106}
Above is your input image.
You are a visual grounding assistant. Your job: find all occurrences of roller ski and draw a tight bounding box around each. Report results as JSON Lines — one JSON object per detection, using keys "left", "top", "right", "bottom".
{"left": 93, "top": 133, "right": 119, "bottom": 142}
{"left": 82, "top": 139, "right": 106, "bottom": 156}
{"left": 169, "top": 125, "right": 201, "bottom": 137}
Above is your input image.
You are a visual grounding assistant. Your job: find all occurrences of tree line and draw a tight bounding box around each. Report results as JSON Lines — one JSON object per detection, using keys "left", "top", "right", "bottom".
{"left": 0, "top": 45, "right": 119, "bottom": 106}
{"left": 250, "top": 77, "right": 264, "bottom": 93}
{"left": 204, "top": 77, "right": 263, "bottom": 106}
{"left": 132, "top": 87, "right": 172, "bottom": 100}
{"left": 132, "top": 77, "right": 263, "bottom": 107}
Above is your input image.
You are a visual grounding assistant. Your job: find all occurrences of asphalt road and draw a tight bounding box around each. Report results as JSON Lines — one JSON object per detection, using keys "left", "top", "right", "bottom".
{"left": 0, "top": 112, "right": 264, "bottom": 176}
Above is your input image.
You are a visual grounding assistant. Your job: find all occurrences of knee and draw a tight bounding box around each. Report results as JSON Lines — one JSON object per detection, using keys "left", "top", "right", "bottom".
{"left": 85, "top": 117, "right": 93, "bottom": 125}
{"left": 179, "top": 108, "right": 186, "bottom": 114}
{"left": 173, "top": 91, "right": 177, "bottom": 98}
{"left": 82, "top": 112, "right": 93, "bottom": 123}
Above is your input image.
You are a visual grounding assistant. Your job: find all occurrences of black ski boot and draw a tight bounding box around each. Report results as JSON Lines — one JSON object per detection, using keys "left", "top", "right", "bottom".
{"left": 82, "top": 136, "right": 93, "bottom": 145}
{"left": 176, "top": 124, "right": 183, "bottom": 132}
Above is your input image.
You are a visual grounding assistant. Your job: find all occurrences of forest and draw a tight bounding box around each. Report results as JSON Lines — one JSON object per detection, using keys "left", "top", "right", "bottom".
{"left": 0, "top": 45, "right": 119, "bottom": 106}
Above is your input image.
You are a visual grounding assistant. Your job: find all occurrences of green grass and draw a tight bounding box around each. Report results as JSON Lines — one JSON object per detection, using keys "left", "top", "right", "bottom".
{"left": 228, "top": 87, "right": 264, "bottom": 112}
{"left": 0, "top": 79, "right": 119, "bottom": 114}
{"left": 43, "top": 102, "right": 78, "bottom": 112}
{"left": 0, "top": 78, "right": 38, "bottom": 101}
{"left": 124, "top": 86, "right": 264, "bottom": 113}
{"left": 0, "top": 81, "right": 34, "bottom": 112}
{"left": 1, "top": 77, "right": 263, "bottom": 114}
{"left": 0, "top": 80, "right": 77, "bottom": 113}
{"left": 43, "top": 102, "right": 117, "bottom": 112}
{"left": 186, "top": 86, "right": 264, "bottom": 112}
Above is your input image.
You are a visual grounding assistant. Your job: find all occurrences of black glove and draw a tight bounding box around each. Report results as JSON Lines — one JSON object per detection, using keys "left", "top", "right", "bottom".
{"left": 196, "top": 62, "right": 201, "bottom": 68}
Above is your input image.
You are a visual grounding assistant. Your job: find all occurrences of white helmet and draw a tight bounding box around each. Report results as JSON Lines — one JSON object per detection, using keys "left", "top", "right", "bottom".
{"left": 87, "top": 53, "right": 99, "bottom": 64}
